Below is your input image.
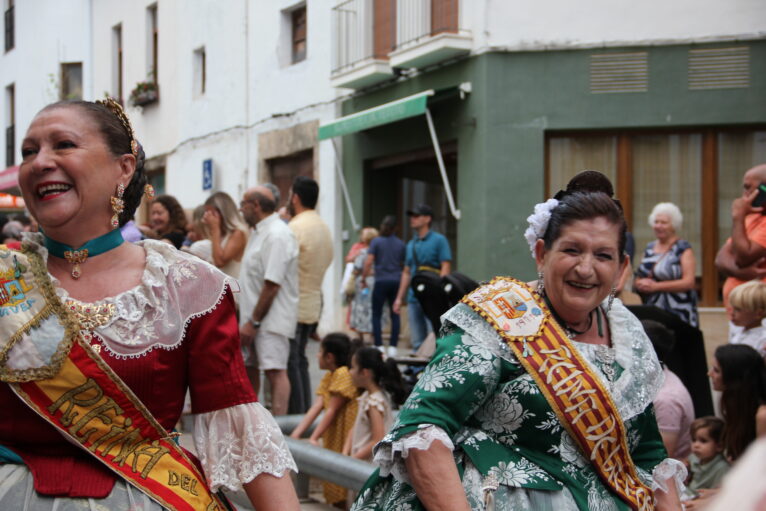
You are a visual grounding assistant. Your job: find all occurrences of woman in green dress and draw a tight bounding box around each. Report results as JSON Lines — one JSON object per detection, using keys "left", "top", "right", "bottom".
{"left": 352, "top": 171, "right": 685, "bottom": 511}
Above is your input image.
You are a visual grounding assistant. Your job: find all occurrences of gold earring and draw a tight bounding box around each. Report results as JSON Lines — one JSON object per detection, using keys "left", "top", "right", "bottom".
{"left": 111, "top": 183, "right": 125, "bottom": 228}
{"left": 144, "top": 183, "right": 155, "bottom": 199}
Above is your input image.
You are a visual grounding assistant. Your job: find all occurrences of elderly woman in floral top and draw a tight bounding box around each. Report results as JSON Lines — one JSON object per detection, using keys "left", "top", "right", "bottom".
{"left": 352, "top": 172, "right": 686, "bottom": 511}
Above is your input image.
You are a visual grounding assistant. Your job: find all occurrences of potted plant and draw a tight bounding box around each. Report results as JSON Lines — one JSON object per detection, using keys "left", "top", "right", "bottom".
{"left": 129, "top": 78, "right": 159, "bottom": 107}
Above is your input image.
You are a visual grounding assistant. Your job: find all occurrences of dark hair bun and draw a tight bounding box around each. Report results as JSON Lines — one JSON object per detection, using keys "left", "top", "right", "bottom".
{"left": 565, "top": 170, "right": 614, "bottom": 197}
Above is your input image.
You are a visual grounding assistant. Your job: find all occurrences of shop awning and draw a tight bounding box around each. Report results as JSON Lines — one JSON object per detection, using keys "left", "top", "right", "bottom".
{"left": 319, "top": 84, "right": 471, "bottom": 221}
{"left": 0, "top": 192, "right": 24, "bottom": 209}
{"left": 318, "top": 90, "right": 434, "bottom": 141}
{"left": 0, "top": 165, "right": 19, "bottom": 191}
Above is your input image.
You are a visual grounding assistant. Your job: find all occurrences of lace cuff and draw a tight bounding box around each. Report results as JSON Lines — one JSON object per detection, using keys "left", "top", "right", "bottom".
{"left": 651, "top": 458, "right": 688, "bottom": 495}
{"left": 192, "top": 402, "right": 297, "bottom": 492}
{"left": 374, "top": 424, "right": 455, "bottom": 485}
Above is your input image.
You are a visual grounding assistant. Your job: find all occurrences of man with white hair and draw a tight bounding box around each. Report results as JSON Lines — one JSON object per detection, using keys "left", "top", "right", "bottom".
{"left": 238, "top": 184, "right": 299, "bottom": 415}
{"left": 716, "top": 163, "right": 766, "bottom": 306}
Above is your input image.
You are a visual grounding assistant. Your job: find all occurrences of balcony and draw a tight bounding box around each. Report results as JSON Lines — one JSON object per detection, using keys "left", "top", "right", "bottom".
{"left": 330, "top": 0, "right": 394, "bottom": 89}
{"left": 388, "top": 0, "right": 471, "bottom": 69}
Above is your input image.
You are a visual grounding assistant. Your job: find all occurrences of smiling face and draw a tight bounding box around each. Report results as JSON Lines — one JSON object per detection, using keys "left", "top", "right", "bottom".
{"left": 18, "top": 106, "right": 133, "bottom": 241}
{"left": 536, "top": 217, "right": 625, "bottom": 325}
{"left": 150, "top": 201, "right": 171, "bottom": 233}
{"left": 652, "top": 213, "right": 675, "bottom": 242}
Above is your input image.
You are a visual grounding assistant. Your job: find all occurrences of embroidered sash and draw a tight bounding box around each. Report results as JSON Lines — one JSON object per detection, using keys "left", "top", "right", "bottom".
{"left": 462, "top": 277, "right": 653, "bottom": 511}
{"left": 0, "top": 245, "right": 226, "bottom": 511}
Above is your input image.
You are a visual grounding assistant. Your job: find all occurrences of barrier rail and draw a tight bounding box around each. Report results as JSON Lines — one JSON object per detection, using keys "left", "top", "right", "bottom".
{"left": 276, "top": 415, "right": 376, "bottom": 496}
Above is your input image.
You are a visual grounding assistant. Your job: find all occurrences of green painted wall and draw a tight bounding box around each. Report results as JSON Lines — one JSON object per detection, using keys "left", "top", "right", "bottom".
{"left": 340, "top": 40, "right": 766, "bottom": 284}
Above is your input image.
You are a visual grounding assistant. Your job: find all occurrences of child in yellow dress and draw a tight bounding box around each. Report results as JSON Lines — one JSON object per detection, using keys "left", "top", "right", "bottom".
{"left": 290, "top": 333, "right": 359, "bottom": 507}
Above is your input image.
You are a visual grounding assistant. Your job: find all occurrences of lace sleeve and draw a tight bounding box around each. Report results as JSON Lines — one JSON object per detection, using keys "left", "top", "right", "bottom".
{"left": 192, "top": 402, "right": 297, "bottom": 492}
{"left": 373, "top": 424, "right": 455, "bottom": 485}
{"left": 651, "top": 458, "right": 688, "bottom": 495}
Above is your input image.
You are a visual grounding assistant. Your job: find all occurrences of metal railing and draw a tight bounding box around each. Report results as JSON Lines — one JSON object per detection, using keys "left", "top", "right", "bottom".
{"left": 275, "top": 415, "right": 376, "bottom": 496}
{"left": 332, "top": 0, "right": 375, "bottom": 73}
{"left": 4, "top": 5, "right": 13, "bottom": 52}
{"left": 5, "top": 125, "right": 13, "bottom": 167}
{"left": 395, "top": 0, "right": 463, "bottom": 50}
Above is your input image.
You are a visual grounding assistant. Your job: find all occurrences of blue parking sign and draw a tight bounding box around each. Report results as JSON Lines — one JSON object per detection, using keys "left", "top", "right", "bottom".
{"left": 203, "top": 159, "right": 213, "bottom": 191}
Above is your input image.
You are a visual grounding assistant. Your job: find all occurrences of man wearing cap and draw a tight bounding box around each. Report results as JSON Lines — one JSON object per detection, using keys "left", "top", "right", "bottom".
{"left": 393, "top": 204, "right": 452, "bottom": 353}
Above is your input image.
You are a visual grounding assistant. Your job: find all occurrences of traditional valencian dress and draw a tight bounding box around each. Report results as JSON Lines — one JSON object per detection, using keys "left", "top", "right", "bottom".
{"left": 0, "top": 235, "right": 296, "bottom": 510}
{"left": 352, "top": 278, "right": 686, "bottom": 511}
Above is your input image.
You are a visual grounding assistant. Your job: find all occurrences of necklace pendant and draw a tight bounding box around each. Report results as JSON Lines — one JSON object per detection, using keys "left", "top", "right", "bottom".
{"left": 64, "top": 249, "right": 89, "bottom": 279}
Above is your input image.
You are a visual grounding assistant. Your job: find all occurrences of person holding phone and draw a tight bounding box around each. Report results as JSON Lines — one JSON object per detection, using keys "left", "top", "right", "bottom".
{"left": 716, "top": 164, "right": 766, "bottom": 307}
{"left": 635, "top": 202, "right": 699, "bottom": 327}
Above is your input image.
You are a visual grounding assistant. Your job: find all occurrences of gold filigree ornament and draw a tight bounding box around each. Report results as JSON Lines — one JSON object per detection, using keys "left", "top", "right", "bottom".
{"left": 63, "top": 249, "right": 88, "bottom": 280}
{"left": 65, "top": 300, "right": 115, "bottom": 353}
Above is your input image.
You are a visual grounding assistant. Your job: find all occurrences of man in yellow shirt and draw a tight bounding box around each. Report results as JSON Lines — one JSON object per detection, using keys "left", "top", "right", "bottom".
{"left": 287, "top": 176, "right": 333, "bottom": 413}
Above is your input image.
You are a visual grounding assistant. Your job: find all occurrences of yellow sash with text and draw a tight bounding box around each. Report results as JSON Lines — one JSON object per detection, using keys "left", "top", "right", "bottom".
{"left": 462, "top": 277, "right": 653, "bottom": 511}
{"left": 0, "top": 245, "right": 226, "bottom": 511}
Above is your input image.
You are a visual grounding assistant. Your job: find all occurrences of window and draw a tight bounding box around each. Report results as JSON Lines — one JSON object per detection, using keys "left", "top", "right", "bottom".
{"left": 60, "top": 62, "right": 83, "bottom": 100}
{"left": 4, "top": 0, "right": 13, "bottom": 52}
{"left": 291, "top": 5, "right": 306, "bottom": 63}
{"left": 547, "top": 128, "right": 766, "bottom": 305}
{"left": 5, "top": 83, "right": 14, "bottom": 166}
{"left": 193, "top": 47, "right": 206, "bottom": 96}
{"left": 113, "top": 24, "right": 123, "bottom": 103}
{"left": 147, "top": 4, "right": 158, "bottom": 82}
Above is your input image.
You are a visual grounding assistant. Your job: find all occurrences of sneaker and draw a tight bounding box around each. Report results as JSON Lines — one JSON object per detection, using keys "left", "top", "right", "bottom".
{"left": 375, "top": 345, "right": 385, "bottom": 353}
{"left": 387, "top": 346, "right": 398, "bottom": 358}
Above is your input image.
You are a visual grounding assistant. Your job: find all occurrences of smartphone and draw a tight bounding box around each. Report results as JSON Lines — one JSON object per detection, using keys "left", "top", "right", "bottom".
{"left": 752, "top": 183, "right": 766, "bottom": 213}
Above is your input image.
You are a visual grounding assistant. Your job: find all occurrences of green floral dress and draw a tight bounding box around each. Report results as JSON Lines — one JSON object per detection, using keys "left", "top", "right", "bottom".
{"left": 351, "top": 299, "right": 686, "bottom": 511}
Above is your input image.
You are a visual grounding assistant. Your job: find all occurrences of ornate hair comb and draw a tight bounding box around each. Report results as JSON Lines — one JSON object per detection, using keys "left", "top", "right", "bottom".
{"left": 95, "top": 96, "right": 139, "bottom": 157}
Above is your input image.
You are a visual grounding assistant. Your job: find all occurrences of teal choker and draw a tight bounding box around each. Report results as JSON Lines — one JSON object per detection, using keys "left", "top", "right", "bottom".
{"left": 44, "top": 228, "right": 125, "bottom": 279}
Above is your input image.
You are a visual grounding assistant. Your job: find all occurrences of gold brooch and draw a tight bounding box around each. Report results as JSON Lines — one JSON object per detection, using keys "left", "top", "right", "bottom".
{"left": 63, "top": 249, "right": 89, "bottom": 279}
{"left": 66, "top": 300, "right": 115, "bottom": 330}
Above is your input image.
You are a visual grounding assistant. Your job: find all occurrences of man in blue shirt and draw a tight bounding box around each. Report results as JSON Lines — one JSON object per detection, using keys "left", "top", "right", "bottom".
{"left": 393, "top": 204, "right": 452, "bottom": 352}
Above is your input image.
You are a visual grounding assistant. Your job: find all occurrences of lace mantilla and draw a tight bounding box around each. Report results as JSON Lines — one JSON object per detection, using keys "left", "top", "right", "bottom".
{"left": 650, "top": 458, "right": 687, "bottom": 495}
{"left": 442, "top": 297, "right": 664, "bottom": 422}
{"left": 375, "top": 424, "right": 454, "bottom": 485}
{"left": 25, "top": 234, "right": 236, "bottom": 358}
{"left": 193, "top": 402, "right": 297, "bottom": 492}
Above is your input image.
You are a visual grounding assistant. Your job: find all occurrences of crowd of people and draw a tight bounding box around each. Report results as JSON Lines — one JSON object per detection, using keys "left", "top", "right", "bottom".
{"left": 2, "top": 96, "right": 766, "bottom": 511}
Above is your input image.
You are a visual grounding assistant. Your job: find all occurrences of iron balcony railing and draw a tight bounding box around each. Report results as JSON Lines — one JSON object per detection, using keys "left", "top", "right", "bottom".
{"left": 4, "top": 5, "right": 13, "bottom": 52}
{"left": 395, "top": 0, "right": 464, "bottom": 51}
{"left": 332, "top": 0, "right": 374, "bottom": 73}
{"left": 5, "top": 125, "right": 13, "bottom": 167}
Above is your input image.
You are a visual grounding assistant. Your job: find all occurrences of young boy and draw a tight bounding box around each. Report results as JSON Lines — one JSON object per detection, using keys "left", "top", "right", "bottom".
{"left": 728, "top": 280, "right": 766, "bottom": 356}
{"left": 686, "top": 417, "right": 730, "bottom": 495}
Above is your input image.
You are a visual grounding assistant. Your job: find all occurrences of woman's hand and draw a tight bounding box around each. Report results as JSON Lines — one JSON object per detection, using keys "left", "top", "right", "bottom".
{"left": 634, "top": 277, "right": 657, "bottom": 294}
{"left": 202, "top": 208, "right": 222, "bottom": 236}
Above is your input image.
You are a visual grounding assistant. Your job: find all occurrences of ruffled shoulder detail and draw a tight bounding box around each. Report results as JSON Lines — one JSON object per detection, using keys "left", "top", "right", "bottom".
{"left": 24, "top": 234, "right": 237, "bottom": 359}
{"left": 359, "top": 390, "right": 389, "bottom": 414}
{"left": 328, "top": 366, "right": 358, "bottom": 400}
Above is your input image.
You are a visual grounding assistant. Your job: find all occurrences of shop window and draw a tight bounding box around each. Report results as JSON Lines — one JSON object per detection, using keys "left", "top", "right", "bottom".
{"left": 547, "top": 128, "right": 766, "bottom": 305}
{"left": 60, "top": 62, "right": 83, "bottom": 100}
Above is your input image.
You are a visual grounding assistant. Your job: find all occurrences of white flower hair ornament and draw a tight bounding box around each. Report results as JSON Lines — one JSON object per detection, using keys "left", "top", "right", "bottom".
{"left": 523, "top": 198, "right": 559, "bottom": 258}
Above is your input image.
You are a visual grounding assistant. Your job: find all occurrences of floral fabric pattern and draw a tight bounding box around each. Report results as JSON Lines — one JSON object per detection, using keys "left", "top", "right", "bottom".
{"left": 352, "top": 299, "right": 685, "bottom": 511}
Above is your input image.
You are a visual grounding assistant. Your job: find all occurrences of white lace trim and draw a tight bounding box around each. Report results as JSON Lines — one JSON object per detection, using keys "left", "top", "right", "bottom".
{"left": 441, "top": 297, "right": 663, "bottom": 422}
{"left": 192, "top": 402, "right": 297, "bottom": 492}
{"left": 24, "top": 234, "right": 236, "bottom": 358}
{"left": 651, "top": 458, "right": 688, "bottom": 495}
{"left": 374, "top": 424, "right": 454, "bottom": 485}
